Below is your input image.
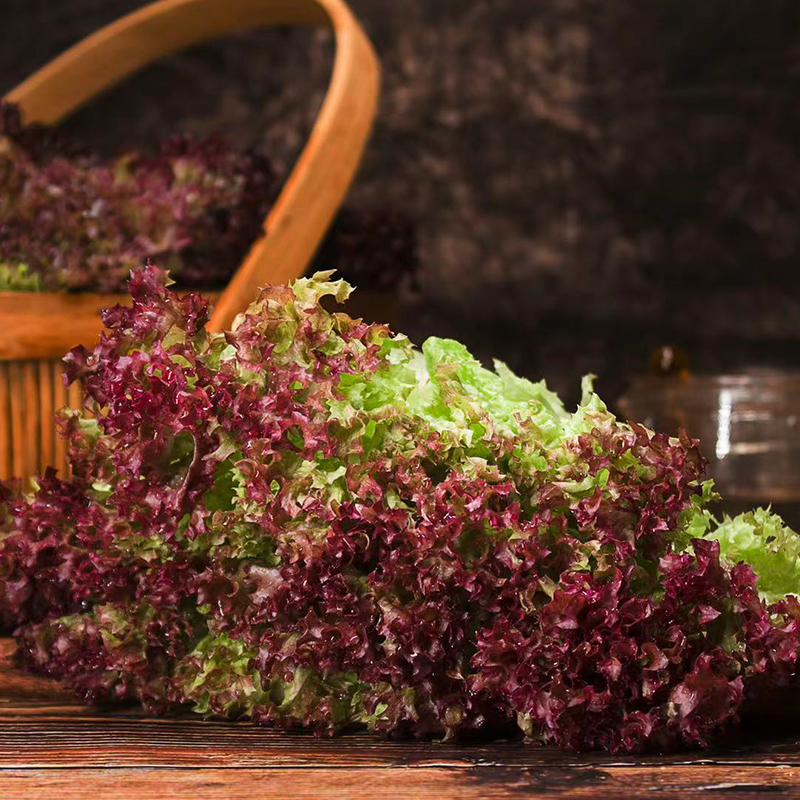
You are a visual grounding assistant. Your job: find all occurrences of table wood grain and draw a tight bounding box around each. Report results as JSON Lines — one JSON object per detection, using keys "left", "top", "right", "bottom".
{"left": 2, "top": 638, "right": 800, "bottom": 798}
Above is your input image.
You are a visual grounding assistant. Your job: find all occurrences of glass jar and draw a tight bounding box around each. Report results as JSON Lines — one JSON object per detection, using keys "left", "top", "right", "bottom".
{"left": 618, "top": 369, "right": 800, "bottom": 527}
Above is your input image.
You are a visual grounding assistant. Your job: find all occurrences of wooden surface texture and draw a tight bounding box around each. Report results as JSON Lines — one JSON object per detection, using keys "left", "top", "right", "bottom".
{"left": 2, "top": 639, "right": 800, "bottom": 798}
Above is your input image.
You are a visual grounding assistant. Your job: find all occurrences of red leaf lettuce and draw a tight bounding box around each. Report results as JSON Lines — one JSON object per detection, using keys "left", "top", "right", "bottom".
{"left": 0, "top": 266, "right": 798, "bottom": 752}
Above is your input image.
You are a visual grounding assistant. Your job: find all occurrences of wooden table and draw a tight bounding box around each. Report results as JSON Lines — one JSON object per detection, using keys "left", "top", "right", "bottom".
{"left": 2, "top": 640, "right": 800, "bottom": 798}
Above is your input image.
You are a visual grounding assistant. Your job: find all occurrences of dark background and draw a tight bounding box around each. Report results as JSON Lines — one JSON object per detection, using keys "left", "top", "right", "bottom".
{"left": 3, "top": 0, "right": 800, "bottom": 406}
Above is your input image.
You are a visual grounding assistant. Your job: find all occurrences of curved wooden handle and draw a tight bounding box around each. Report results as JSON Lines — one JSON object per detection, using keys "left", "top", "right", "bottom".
{"left": 5, "top": 0, "right": 380, "bottom": 331}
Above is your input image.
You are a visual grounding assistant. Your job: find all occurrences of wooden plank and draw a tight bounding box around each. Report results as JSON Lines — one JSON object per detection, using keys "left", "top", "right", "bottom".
{"left": 36, "top": 360, "right": 54, "bottom": 475}
{"left": 0, "top": 714, "right": 799, "bottom": 770}
{"left": 8, "top": 363, "right": 26, "bottom": 480}
{"left": 0, "top": 363, "right": 11, "bottom": 479}
{"left": 2, "top": 765, "right": 800, "bottom": 800}
{"left": 22, "top": 362, "right": 39, "bottom": 480}
{"left": 52, "top": 362, "right": 69, "bottom": 477}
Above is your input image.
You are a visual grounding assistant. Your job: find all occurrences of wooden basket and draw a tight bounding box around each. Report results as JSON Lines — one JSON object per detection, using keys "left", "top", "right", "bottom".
{"left": 0, "top": 0, "right": 380, "bottom": 484}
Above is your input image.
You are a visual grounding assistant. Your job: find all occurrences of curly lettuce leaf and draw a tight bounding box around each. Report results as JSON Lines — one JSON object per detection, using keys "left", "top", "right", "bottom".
{"left": 5, "top": 268, "right": 799, "bottom": 754}
{"left": 705, "top": 507, "right": 800, "bottom": 604}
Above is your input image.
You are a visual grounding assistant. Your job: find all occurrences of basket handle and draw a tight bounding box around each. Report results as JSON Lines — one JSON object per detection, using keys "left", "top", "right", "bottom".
{"left": 5, "top": 0, "right": 380, "bottom": 332}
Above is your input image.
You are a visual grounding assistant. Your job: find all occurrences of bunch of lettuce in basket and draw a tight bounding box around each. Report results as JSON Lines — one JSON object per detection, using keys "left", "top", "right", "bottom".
{"left": 0, "top": 100, "right": 416, "bottom": 293}
{"left": 1, "top": 267, "right": 799, "bottom": 753}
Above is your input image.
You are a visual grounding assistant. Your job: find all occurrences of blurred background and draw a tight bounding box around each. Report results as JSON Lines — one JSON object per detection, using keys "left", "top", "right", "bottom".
{"left": 3, "top": 0, "right": 800, "bottom": 408}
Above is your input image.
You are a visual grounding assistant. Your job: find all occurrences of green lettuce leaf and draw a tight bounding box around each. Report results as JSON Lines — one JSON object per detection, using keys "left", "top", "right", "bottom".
{"left": 705, "top": 507, "right": 800, "bottom": 604}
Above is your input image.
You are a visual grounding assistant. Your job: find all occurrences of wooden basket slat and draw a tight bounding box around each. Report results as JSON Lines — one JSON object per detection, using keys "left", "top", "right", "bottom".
{"left": 0, "top": 360, "right": 82, "bottom": 485}
{"left": 53, "top": 363, "right": 70, "bottom": 481}
{"left": 9, "top": 364, "right": 27, "bottom": 481}
{"left": 38, "top": 360, "right": 55, "bottom": 474}
{"left": 24, "top": 362, "right": 39, "bottom": 482}
{"left": 0, "top": 365, "right": 10, "bottom": 480}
